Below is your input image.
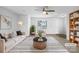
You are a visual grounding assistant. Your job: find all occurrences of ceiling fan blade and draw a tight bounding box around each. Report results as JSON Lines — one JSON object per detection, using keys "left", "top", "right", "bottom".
{"left": 46, "top": 10, "right": 55, "bottom": 12}
{"left": 35, "top": 9, "right": 42, "bottom": 11}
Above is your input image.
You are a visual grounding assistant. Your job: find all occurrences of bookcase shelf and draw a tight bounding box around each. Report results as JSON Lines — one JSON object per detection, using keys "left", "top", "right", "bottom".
{"left": 70, "top": 30, "right": 79, "bottom": 32}
{"left": 69, "top": 10, "right": 79, "bottom": 44}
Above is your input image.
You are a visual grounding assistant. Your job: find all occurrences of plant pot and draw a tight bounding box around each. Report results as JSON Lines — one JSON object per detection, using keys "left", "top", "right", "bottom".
{"left": 31, "top": 32, "right": 35, "bottom": 35}
{"left": 33, "top": 37, "right": 47, "bottom": 50}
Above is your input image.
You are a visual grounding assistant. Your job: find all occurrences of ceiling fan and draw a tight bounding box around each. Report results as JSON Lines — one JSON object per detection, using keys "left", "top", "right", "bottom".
{"left": 36, "top": 6, "right": 55, "bottom": 15}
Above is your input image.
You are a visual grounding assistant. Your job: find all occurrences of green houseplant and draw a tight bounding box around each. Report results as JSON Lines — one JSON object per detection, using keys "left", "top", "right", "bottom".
{"left": 30, "top": 25, "right": 36, "bottom": 35}
{"left": 38, "top": 31, "right": 43, "bottom": 41}
{"left": 38, "top": 31, "right": 42, "bottom": 37}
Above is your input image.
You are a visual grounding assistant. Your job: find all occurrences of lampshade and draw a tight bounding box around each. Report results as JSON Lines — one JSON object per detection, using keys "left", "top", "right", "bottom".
{"left": 18, "top": 21, "right": 23, "bottom": 26}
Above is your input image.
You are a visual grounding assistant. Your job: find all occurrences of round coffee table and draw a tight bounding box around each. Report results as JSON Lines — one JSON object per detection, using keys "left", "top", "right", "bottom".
{"left": 33, "top": 37, "right": 47, "bottom": 50}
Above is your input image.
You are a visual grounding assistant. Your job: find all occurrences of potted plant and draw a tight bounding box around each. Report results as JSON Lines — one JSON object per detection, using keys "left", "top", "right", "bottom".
{"left": 38, "top": 31, "right": 43, "bottom": 41}
{"left": 30, "top": 25, "right": 36, "bottom": 35}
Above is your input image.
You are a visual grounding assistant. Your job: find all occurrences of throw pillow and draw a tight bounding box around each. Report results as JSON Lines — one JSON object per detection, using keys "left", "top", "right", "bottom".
{"left": 0, "top": 33, "right": 7, "bottom": 42}
{"left": 16, "top": 31, "right": 23, "bottom": 36}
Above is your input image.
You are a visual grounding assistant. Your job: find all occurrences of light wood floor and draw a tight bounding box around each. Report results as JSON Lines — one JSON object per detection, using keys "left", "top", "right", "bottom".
{"left": 8, "top": 34, "right": 79, "bottom": 53}
{"left": 8, "top": 35, "right": 68, "bottom": 53}
{"left": 50, "top": 34, "right": 79, "bottom": 53}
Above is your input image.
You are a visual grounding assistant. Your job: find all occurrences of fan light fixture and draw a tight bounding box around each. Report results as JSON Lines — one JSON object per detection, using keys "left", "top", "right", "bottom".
{"left": 43, "top": 11, "right": 47, "bottom": 15}
{"left": 42, "top": 10, "right": 48, "bottom": 15}
{"left": 36, "top": 6, "right": 55, "bottom": 15}
{"left": 42, "top": 7, "right": 48, "bottom": 15}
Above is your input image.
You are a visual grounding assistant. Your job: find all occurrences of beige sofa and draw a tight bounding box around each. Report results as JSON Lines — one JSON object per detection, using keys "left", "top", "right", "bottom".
{"left": 0, "top": 35, "right": 26, "bottom": 53}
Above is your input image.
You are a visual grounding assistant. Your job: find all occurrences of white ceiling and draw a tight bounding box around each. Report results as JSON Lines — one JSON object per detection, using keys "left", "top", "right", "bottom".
{"left": 2, "top": 6, "right": 79, "bottom": 17}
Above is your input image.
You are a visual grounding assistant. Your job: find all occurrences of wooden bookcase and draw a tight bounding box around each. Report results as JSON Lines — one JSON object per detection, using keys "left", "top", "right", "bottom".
{"left": 69, "top": 10, "right": 79, "bottom": 44}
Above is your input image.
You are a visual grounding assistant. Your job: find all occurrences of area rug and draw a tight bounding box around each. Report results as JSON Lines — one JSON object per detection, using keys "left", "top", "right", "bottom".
{"left": 8, "top": 36, "right": 69, "bottom": 53}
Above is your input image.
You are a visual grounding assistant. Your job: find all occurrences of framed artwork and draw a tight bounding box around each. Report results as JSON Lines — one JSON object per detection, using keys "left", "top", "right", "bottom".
{"left": 38, "top": 20, "right": 47, "bottom": 29}
{"left": 0, "top": 15, "right": 12, "bottom": 30}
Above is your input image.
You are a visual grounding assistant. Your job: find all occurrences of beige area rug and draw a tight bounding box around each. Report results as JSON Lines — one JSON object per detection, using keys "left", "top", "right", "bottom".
{"left": 8, "top": 36, "right": 69, "bottom": 53}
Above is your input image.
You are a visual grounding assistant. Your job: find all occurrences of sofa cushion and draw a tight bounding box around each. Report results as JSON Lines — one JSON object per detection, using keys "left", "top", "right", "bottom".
{"left": 6, "top": 39, "right": 15, "bottom": 49}
{"left": 5, "top": 39, "right": 16, "bottom": 52}
{"left": 5, "top": 35, "right": 26, "bottom": 52}
{"left": 12, "top": 35, "right": 26, "bottom": 42}
{"left": 4, "top": 33, "right": 13, "bottom": 39}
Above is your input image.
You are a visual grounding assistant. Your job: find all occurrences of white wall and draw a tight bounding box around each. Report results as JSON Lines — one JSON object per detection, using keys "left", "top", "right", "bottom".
{"left": 0, "top": 7, "right": 31, "bottom": 36}
{"left": 31, "top": 17, "right": 66, "bottom": 34}
{"left": 0, "top": 7, "right": 68, "bottom": 36}
{"left": 0, "top": 7, "right": 20, "bottom": 34}
{"left": 16, "top": 15, "right": 30, "bottom": 36}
